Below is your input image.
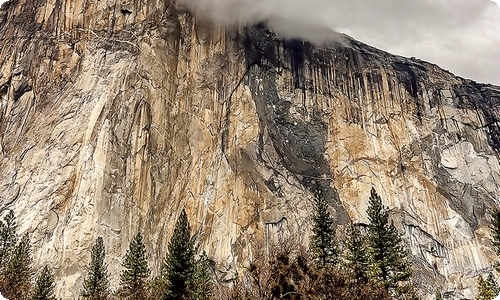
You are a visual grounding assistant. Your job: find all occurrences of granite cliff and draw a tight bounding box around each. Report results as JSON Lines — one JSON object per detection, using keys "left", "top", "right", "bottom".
{"left": 1, "top": 0, "right": 500, "bottom": 298}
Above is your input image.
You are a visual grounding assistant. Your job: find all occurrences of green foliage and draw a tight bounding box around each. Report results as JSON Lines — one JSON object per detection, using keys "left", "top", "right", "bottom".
{"left": 31, "top": 265, "right": 57, "bottom": 300}
{"left": 310, "top": 186, "right": 338, "bottom": 267}
{"left": 344, "top": 222, "right": 370, "bottom": 284}
{"left": 151, "top": 266, "right": 169, "bottom": 300}
{"left": 0, "top": 210, "right": 18, "bottom": 269}
{"left": 1, "top": 233, "right": 33, "bottom": 299}
{"left": 476, "top": 274, "right": 498, "bottom": 300}
{"left": 0, "top": 190, "right": 425, "bottom": 300}
{"left": 159, "top": 209, "right": 196, "bottom": 300}
{"left": 366, "top": 187, "right": 411, "bottom": 292}
{"left": 191, "top": 251, "right": 214, "bottom": 300}
{"left": 80, "top": 236, "right": 110, "bottom": 300}
{"left": 435, "top": 291, "right": 443, "bottom": 300}
{"left": 491, "top": 208, "right": 500, "bottom": 272}
{"left": 118, "top": 232, "right": 150, "bottom": 300}
{"left": 487, "top": 273, "right": 499, "bottom": 296}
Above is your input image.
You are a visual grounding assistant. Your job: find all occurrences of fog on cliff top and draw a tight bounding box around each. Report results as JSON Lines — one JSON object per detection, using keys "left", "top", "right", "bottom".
{"left": 0, "top": 0, "right": 499, "bottom": 84}
{"left": 181, "top": 0, "right": 500, "bottom": 85}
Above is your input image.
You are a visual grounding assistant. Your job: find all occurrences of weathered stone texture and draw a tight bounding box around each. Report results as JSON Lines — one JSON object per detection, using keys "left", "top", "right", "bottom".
{"left": 1, "top": 0, "right": 499, "bottom": 298}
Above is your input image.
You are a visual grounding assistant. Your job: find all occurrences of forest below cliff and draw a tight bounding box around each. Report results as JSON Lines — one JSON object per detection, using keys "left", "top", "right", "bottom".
{"left": 1, "top": 187, "right": 500, "bottom": 300}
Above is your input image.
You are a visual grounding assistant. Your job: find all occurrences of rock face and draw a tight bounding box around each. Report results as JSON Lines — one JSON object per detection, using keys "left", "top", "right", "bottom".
{"left": 1, "top": 0, "right": 500, "bottom": 298}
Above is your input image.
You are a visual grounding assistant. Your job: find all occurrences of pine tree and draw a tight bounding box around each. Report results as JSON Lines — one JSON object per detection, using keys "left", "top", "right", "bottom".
{"left": 366, "top": 187, "right": 411, "bottom": 293}
{"left": 80, "top": 236, "right": 110, "bottom": 300}
{"left": 0, "top": 210, "right": 18, "bottom": 269}
{"left": 118, "top": 232, "right": 150, "bottom": 300}
{"left": 1, "top": 233, "right": 33, "bottom": 299}
{"left": 344, "top": 222, "right": 370, "bottom": 284}
{"left": 487, "top": 273, "right": 499, "bottom": 297}
{"left": 491, "top": 208, "right": 500, "bottom": 271}
{"left": 160, "top": 209, "right": 196, "bottom": 300}
{"left": 191, "top": 251, "right": 214, "bottom": 300}
{"left": 31, "top": 265, "right": 57, "bottom": 300}
{"left": 477, "top": 275, "right": 497, "bottom": 300}
{"left": 151, "top": 265, "right": 169, "bottom": 300}
{"left": 310, "top": 186, "right": 338, "bottom": 267}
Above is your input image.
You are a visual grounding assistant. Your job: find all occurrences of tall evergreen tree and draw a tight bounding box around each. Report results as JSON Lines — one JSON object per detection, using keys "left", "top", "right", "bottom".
{"left": 191, "top": 251, "right": 214, "bottom": 300}
{"left": 80, "top": 236, "right": 110, "bottom": 300}
{"left": 366, "top": 187, "right": 411, "bottom": 292}
{"left": 344, "top": 222, "right": 370, "bottom": 284}
{"left": 119, "top": 232, "right": 150, "bottom": 300}
{"left": 160, "top": 209, "right": 196, "bottom": 300}
{"left": 1, "top": 233, "right": 33, "bottom": 299}
{"left": 310, "top": 186, "right": 338, "bottom": 267}
{"left": 476, "top": 275, "right": 497, "bottom": 300}
{"left": 0, "top": 210, "right": 18, "bottom": 269}
{"left": 491, "top": 208, "right": 500, "bottom": 271}
{"left": 31, "top": 265, "right": 57, "bottom": 300}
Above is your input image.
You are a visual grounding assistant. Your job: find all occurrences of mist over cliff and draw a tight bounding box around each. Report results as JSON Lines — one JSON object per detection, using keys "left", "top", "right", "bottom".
{"left": 181, "top": 0, "right": 500, "bottom": 84}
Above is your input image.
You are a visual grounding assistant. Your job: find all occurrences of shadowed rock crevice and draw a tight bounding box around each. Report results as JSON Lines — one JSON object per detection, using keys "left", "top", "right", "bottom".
{"left": 451, "top": 83, "right": 500, "bottom": 153}
{"left": 243, "top": 27, "right": 349, "bottom": 225}
{"left": 392, "top": 61, "right": 429, "bottom": 121}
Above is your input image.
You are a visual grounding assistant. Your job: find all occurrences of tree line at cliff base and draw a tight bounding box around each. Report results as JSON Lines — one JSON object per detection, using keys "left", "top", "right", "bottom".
{"left": 0, "top": 187, "right": 499, "bottom": 299}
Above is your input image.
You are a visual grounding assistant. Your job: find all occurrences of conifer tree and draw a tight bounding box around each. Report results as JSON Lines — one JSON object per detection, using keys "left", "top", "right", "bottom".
{"left": 344, "top": 222, "right": 370, "bottom": 284}
{"left": 1, "top": 233, "right": 33, "bottom": 299}
{"left": 310, "top": 186, "right": 338, "bottom": 267}
{"left": 31, "top": 265, "right": 57, "bottom": 300}
{"left": 80, "top": 236, "right": 110, "bottom": 300}
{"left": 191, "top": 251, "right": 214, "bottom": 300}
{"left": 160, "top": 209, "right": 196, "bottom": 300}
{"left": 151, "top": 265, "right": 169, "bottom": 299}
{"left": 0, "top": 210, "right": 18, "bottom": 269}
{"left": 487, "top": 273, "right": 499, "bottom": 297}
{"left": 476, "top": 275, "right": 497, "bottom": 300}
{"left": 119, "top": 232, "right": 150, "bottom": 300}
{"left": 366, "top": 188, "right": 411, "bottom": 292}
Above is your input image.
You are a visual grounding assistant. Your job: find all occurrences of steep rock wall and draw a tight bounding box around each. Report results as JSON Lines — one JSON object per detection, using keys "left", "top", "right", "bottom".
{"left": 0, "top": 0, "right": 499, "bottom": 298}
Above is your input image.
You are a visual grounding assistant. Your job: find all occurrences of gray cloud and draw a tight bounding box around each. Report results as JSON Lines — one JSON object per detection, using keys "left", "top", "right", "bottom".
{"left": 181, "top": 0, "right": 500, "bottom": 85}
{"left": 1, "top": 0, "right": 499, "bottom": 84}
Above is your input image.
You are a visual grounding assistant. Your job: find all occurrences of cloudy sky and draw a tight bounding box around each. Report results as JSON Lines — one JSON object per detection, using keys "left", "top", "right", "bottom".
{"left": 1, "top": 0, "right": 499, "bottom": 85}
{"left": 183, "top": 0, "right": 500, "bottom": 85}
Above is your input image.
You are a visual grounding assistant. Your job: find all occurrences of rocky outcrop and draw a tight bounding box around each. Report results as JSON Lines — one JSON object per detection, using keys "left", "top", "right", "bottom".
{"left": 1, "top": 0, "right": 499, "bottom": 298}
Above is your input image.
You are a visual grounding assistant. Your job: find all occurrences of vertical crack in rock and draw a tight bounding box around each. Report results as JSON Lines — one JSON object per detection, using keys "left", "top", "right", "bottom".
{"left": 392, "top": 61, "right": 429, "bottom": 121}
{"left": 451, "top": 83, "right": 500, "bottom": 153}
